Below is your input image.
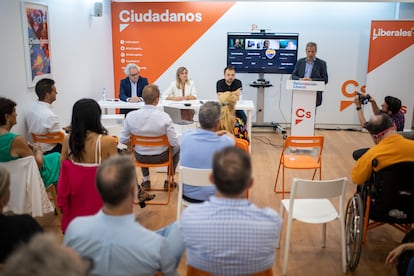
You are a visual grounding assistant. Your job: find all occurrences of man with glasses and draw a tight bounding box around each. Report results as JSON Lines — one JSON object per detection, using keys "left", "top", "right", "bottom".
{"left": 119, "top": 63, "right": 149, "bottom": 115}
{"left": 351, "top": 113, "right": 414, "bottom": 185}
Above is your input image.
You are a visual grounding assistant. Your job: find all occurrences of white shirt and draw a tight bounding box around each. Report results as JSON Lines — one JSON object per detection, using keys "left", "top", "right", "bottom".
{"left": 120, "top": 105, "right": 179, "bottom": 155}
{"left": 130, "top": 79, "right": 137, "bottom": 97}
{"left": 163, "top": 80, "right": 197, "bottom": 99}
{"left": 25, "top": 101, "right": 63, "bottom": 152}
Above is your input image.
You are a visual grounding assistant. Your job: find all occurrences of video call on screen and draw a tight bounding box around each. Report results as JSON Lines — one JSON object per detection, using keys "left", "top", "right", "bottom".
{"left": 227, "top": 33, "right": 299, "bottom": 74}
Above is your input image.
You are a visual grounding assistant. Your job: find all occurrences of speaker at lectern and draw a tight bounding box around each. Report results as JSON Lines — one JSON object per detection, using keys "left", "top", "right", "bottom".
{"left": 286, "top": 80, "right": 325, "bottom": 136}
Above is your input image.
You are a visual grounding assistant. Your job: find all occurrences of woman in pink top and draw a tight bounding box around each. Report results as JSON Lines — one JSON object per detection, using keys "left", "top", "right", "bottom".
{"left": 58, "top": 99, "right": 118, "bottom": 232}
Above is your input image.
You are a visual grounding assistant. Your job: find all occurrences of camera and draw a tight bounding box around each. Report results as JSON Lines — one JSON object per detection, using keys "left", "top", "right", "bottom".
{"left": 358, "top": 93, "right": 371, "bottom": 105}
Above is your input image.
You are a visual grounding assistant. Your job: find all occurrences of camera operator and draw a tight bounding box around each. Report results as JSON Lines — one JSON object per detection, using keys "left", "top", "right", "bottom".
{"left": 353, "top": 93, "right": 405, "bottom": 160}
{"left": 354, "top": 94, "right": 404, "bottom": 131}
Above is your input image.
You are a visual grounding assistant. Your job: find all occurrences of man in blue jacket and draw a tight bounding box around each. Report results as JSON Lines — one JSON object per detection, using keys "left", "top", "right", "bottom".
{"left": 119, "top": 63, "right": 149, "bottom": 115}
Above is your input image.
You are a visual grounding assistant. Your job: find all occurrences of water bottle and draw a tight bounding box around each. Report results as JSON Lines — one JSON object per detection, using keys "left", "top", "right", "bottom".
{"left": 101, "top": 88, "right": 107, "bottom": 101}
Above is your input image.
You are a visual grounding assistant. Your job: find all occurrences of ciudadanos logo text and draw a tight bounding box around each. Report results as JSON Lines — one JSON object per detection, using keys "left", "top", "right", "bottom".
{"left": 119, "top": 9, "right": 202, "bottom": 31}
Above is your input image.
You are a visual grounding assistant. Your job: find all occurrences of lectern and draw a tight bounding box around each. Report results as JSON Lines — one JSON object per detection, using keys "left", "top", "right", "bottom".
{"left": 286, "top": 80, "right": 325, "bottom": 136}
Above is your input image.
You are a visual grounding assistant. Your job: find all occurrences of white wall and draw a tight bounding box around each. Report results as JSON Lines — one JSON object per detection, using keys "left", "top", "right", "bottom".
{"left": 0, "top": 0, "right": 114, "bottom": 135}
{"left": 155, "top": 2, "right": 413, "bottom": 129}
{"left": 0, "top": 1, "right": 413, "bottom": 137}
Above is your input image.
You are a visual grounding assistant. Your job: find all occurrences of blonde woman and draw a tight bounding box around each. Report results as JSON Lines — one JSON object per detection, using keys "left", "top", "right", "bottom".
{"left": 218, "top": 92, "right": 249, "bottom": 143}
{"left": 164, "top": 67, "right": 197, "bottom": 121}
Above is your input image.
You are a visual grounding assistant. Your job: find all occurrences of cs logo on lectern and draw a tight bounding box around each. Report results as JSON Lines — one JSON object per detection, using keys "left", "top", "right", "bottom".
{"left": 295, "top": 108, "right": 312, "bottom": 125}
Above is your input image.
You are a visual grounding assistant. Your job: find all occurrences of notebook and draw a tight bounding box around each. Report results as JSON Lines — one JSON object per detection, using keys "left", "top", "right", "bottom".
{"left": 163, "top": 106, "right": 193, "bottom": 125}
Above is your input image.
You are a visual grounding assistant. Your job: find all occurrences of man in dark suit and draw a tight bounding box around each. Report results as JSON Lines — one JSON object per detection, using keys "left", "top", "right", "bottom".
{"left": 291, "top": 42, "right": 328, "bottom": 107}
{"left": 119, "top": 63, "right": 149, "bottom": 115}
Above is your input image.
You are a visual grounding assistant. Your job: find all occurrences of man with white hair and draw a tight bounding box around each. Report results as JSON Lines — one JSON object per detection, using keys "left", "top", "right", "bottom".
{"left": 119, "top": 63, "right": 149, "bottom": 115}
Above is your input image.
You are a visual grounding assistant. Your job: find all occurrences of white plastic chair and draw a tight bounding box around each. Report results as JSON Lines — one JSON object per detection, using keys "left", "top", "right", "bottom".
{"left": 0, "top": 156, "right": 54, "bottom": 217}
{"left": 176, "top": 166, "right": 212, "bottom": 220}
{"left": 278, "top": 177, "right": 347, "bottom": 275}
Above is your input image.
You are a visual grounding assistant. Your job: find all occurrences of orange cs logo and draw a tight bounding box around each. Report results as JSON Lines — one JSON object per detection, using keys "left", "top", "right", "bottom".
{"left": 295, "top": 108, "right": 312, "bottom": 125}
{"left": 340, "top": 80, "right": 366, "bottom": 111}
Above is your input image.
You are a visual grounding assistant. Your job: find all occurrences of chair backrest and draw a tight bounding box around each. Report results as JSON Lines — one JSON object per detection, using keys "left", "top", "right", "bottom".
{"left": 369, "top": 162, "right": 414, "bottom": 221}
{"left": 0, "top": 156, "right": 54, "bottom": 217}
{"left": 290, "top": 177, "right": 347, "bottom": 200}
{"left": 177, "top": 166, "right": 212, "bottom": 219}
{"left": 186, "top": 265, "right": 273, "bottom": 276}
{"left": 130, "top": 135, "right": 172, "bottom": 167}
{"left": 235, "top": 138, "right": 249, "bottom": 153}
{"left": 31, "top": 132, "right": 65, "bottom": 144}
{"left": 283, "top": 135, "right": 324, "bottom": 159}
{"left": 130, "top": 134, "right": 170, "bottom": 148}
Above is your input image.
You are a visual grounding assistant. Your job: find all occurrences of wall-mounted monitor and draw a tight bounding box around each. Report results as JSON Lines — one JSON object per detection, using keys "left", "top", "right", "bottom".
{"left": 227, "top": 32, "right": 299, "bottom": 74}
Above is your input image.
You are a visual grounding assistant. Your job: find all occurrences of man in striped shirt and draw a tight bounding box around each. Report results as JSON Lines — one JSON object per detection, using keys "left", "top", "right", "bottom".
{"left": 181, "top": 147, "right": 282, "bottom": 275}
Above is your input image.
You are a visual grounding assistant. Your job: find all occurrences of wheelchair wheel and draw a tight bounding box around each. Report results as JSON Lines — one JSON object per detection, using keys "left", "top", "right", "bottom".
{"left": 345, "top": 193, "right": 364, "bottom": 272}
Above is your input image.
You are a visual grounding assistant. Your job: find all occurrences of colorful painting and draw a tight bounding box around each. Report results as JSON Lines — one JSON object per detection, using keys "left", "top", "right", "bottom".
{"left": 22, "top": 2, "right": 51, "bottom": 87}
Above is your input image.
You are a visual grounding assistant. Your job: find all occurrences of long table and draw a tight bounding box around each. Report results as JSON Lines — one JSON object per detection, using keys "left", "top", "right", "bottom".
{"left": 98, "top": 99, "right": 256, "bottom": 150}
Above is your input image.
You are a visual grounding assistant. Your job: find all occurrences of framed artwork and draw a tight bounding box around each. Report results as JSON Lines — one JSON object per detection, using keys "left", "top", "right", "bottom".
{"left": 21, "top": 1, "right": 52, "bottom": 87}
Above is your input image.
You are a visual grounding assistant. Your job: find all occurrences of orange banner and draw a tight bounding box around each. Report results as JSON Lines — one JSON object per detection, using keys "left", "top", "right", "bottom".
{"left": 111, "top": 2, "right": 235, "bottom": 98}
{"left": 368, "top": 20, "right": 414, "bottom": 73}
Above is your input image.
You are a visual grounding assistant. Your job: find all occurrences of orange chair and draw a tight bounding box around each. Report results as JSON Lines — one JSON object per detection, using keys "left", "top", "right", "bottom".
{"left": 130, "top": 135, "right": 174, "bottom": 205}
{"left": 31, "top": 131, "right": 65, "bottom": 219}
{"left": 235, "top": 137, "right": 249, "bottom": 153}
{"left": 186, "top": 265, "right": 273, "bottom": 276}
{"left": 31, "top": 132, "right": 65, "bottom": 144}
{"left": 235, "top": 138, "right": 250, "bottom": 198}
{"left": 273, "top": 136, "right": 324, "bottom": 199}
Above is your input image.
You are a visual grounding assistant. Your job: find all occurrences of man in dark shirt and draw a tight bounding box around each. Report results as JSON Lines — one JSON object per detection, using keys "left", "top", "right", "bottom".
{"left": 354, "top": 94, "right": 405, "bottom": 132}
{"left": 216, "top": 66, "right": 246, "bottom": 124}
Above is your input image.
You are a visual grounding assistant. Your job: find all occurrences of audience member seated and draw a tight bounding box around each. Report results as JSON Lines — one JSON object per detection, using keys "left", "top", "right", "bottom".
{"left": 58, "top": 98, "right": 118, "bottom": 233}
{"left": 0, "top": 97, "right": 60, "bottom": 189}
{"left": 351, "top": 113, "right": 414, "bottom": 185}
{"left": 353, "top": 94, "right": 405, "bottom": 160}
{"left": 180, "top": 101, "right": 234, "bottom": 202}
{"left": 64, "top": 155, "right": 184, "bottom": 276}
{"left": 163, "top": 66, "right": 197, "bottom": 121}
{"left": 25, "top": 78, "right": 67, "bottom": 155}
{"left": 218, "top": 92, "right": 249, "bottom": 143}
{"left": 0, "top": 167, "right": 43, "bottom": 263}
{"left": 2, "top": 233, "right": 90, "bottom": 276}
{"left": 181, "top": 147, "right": 282, "bottom": 275}
{"left": 120, "top": 84, "right": 180, "bottom": 191}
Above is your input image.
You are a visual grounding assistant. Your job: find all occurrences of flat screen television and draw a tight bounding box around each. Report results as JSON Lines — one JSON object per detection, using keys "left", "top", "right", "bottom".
{"left": 227, "top": 32, "right": 299, "bottom": 74}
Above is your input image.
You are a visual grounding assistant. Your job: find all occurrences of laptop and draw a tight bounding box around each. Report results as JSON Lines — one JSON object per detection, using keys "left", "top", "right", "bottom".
{"left": 163, "top": 106, "right": 194, "bottom": 125}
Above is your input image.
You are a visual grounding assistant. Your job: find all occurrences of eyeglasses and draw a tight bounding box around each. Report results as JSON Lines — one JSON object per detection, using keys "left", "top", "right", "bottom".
{"left": 129, "top": 73, "right": 139, "bottom": 77}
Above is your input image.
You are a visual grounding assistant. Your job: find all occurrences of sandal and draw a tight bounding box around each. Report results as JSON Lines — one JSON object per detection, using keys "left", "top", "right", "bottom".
{"left": 137, "top": 184, "right": 156, "bottom": 208}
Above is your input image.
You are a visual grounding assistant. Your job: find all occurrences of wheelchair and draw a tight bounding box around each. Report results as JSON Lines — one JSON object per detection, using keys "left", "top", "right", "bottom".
{"left": 345, "top": 161, "right": 414, "bottom": 272}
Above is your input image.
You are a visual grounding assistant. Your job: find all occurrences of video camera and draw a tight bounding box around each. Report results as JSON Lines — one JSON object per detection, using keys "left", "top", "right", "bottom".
{"left": 357, "top": 93, "right": 371, "bottom": 105}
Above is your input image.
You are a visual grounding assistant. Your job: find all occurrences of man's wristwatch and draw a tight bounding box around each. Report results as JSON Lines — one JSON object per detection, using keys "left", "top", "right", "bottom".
{"left": 356, "top": 106, "right": 362, "bottom": 111}
{"left": 126, "top": 97, "right": 130, "bottom": 102}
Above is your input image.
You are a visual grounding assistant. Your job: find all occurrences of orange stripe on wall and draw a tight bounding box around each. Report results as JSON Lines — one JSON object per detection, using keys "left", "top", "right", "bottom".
{"left": 111, "top": 2, "right": 235, "bottom": 98}
{"left": 368, "top": 20, "right": 414, "bottom": 73}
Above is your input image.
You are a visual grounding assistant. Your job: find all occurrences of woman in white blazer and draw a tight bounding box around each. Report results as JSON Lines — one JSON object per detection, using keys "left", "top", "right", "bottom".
{"left": 163, "top": 67, "right": 197, "bottom": 121}
{"left": 163, "top": 67, "right": 197, "bottom": 101}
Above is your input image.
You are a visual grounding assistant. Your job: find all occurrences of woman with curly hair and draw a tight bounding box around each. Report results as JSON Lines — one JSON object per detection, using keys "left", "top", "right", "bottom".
{"left": 218, "top": 92, "right": 249, "bottom": 143}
